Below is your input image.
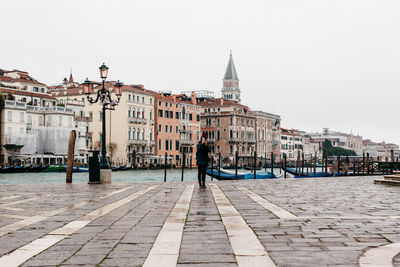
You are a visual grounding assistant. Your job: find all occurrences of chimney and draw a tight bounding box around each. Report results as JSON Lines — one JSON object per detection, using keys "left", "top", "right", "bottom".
{"left": 221, "top": 98, "right": 224, "bottom": 105}
{"left": 191, "top": 92, "right": 197, "bottom": 105}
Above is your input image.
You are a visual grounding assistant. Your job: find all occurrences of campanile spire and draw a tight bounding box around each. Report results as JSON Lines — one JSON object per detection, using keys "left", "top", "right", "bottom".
{"left": 221, "top": 51, "right": 240, "bottom": 103}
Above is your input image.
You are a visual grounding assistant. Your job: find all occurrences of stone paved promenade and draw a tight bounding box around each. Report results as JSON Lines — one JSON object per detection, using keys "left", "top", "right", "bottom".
{"left": 0, "top": 176, "right": 400, "bottom": 266}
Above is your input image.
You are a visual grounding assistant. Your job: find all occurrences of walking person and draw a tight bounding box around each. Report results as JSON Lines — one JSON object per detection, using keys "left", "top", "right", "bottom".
{"left": 196, "top": 133, "right": 211, "bottom": 189}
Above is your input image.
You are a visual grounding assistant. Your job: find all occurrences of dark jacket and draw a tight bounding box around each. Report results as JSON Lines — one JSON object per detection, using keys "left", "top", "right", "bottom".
{"left": 196, "top": 142, "right": 211, "bottom": 165}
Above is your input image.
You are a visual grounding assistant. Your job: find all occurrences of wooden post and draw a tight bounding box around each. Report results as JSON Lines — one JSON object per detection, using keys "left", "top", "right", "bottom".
{"left": 362, "top": 153, "right": 365, "bottom": 175}
{"left": 164, "top": 153, "right": 167, "bottom": 182}
{"left": 284, "top": 154, "right": 287, "bottom": 178}
{"left": 301, "top": 153, "right": 305, "bottom": 176}
{"left": 218, "top": 152, "right": 221, "bottom": 179}
{"left": 235, "top": 151, "right": 238, "bottom": 180}
{"left": 254, "top": 151, "right": 257, "bottom": 179}
{"left": 211, "top": 155, "right": 214, "bottom": 181}
{"left": 271, "top": 152, "right": 274, "bottom": 177}
{"left": 181, "top": 150, "right": 185, "bottom": 182}
{"left": 264, "top": 151, "right": 267, "bottom": 172}
{"left": 314, "top": 151, "right": 317, "bottom": 175}
{"left": 66, "top": 130, "right": 76, "bottom": 183}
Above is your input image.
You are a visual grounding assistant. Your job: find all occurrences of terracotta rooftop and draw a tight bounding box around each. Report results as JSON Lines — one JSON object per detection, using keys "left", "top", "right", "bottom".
{"left": 0, "top": 87, "right": 56, "bottom": 100}
{"left": 0, "top": 73, "right": 46, "bottom": 86}
{"left": 196, "top": 98, "right": 249, "bottom": 110}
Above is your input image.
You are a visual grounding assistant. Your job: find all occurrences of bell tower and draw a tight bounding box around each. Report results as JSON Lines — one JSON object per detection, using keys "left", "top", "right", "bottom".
{"left": 221, "top": 51, "right": 241, "bottom": 103}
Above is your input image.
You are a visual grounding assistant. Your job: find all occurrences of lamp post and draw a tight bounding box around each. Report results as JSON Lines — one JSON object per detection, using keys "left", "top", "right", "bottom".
{"left": 83, "top": 63, "right": 123, "bottom": 182}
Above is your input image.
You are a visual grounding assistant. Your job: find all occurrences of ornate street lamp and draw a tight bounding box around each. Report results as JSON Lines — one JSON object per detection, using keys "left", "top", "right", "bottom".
{"left": 83, "top": 63, "right": 123, "bottom": 180}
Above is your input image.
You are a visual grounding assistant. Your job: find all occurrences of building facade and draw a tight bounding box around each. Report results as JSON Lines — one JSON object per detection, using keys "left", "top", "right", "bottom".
{"left": 54, "top": 83, "right": 156, "bottom": 166}
{"left": 198, "top": 98, "right": 255, "bottom": 160}
{"left": 307, "top": 128, "right": 363, "bottom": 156}
{"left": 250, "top": 110, "right": 281, "bottom": 158}
{"left": 0, "top": 70, "right": 81, "bottom": 165}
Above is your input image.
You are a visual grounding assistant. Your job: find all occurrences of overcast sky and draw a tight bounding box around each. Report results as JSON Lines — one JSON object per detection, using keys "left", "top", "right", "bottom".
{"left": 1, "top": 0, "right": 400, "bottom": 144}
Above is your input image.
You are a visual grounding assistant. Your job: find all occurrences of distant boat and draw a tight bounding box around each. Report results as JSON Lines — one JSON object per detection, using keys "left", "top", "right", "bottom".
{"left": 62, "top": 165, "right": 89, "bottom": 172}
{"left": 111, "top": 165, "right": 125, "bottom": 172}
{"left": 45, "top": 165, "right": 65, "bottom": 172}
{"left": 120, "top": 165, "right": 132, "bottom": 171}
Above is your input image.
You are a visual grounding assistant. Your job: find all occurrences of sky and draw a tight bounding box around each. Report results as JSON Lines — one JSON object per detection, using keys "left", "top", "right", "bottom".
{"left": 1, "top": 0, "right": 400, "bottom": 144}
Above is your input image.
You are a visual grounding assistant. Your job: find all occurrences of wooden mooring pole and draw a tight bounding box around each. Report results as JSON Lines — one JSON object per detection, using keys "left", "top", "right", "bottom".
{"left": 66, "top": 130, "right": 76, "bottom": 183}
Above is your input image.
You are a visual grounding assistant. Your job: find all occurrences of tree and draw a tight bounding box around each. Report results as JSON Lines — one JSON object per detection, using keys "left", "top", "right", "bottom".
{"left": 322, "top": 139, "right": 357, "bottom": 156}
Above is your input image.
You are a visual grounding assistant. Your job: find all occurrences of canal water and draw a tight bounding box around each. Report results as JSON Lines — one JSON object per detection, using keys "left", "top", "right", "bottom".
{"left": 0, "top": 169, "right": 199, "bottom": 184}
{"left": 0, "top": 167, "right": 287, "bottom": 184}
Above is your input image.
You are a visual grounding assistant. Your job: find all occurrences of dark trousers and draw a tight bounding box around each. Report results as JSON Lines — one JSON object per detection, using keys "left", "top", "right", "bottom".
{"left": 197, "top": 164, "right": 207, "bottom": 187}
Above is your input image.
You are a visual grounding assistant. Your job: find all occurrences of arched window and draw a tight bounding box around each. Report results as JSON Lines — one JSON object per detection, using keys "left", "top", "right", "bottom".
{"left": 217, "top": 130, "right": 220, "bottom": 140}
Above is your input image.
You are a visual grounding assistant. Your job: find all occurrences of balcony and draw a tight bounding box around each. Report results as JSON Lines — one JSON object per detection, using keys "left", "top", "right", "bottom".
{"left": 128, "top": 139, "right": 147, "bottom": 145}
{"left": 128, "top": 117, "right": 147, "bottom": 124}
{"left": 149, "top": 140, "right": 155, "bottom": 146}
{"left": 5, "top": 100, "right": 26, "bottom": 109}
{"left": 180, "top": 139, "right": 195, "bottom": 145}
{"left": 45, "top": 106, "right": 74, "bottom": 115}
{"left": 247, "top": 138, "right": 256, "bottom": 143}
{"left": 180, "top": 129, "right": 193, "bottom": 134}
{"left": 228, "top": 137, "right": 241, "bottom": 143}
{"left": 149, "top": 119, "right": 155, "bottom": 125}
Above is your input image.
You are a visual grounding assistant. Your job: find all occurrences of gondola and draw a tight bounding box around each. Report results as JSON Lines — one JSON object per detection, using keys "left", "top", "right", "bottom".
{"left": 111, "top": 165, "right": 125, "bottom": 172}
{"left": 14, "top": 165, "right": 32, "bottom": 173}
{"left": 0, "top": 166, "right": 15, "bottom": 173}
{"left": 120, "top": 165, "right": 132, "bottom": 171}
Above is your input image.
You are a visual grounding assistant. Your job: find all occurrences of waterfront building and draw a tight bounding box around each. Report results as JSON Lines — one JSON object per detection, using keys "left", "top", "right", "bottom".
{"left": 280, "top": 128, "right": 304, "bottom": 161}
{"left": 249, "top": 110, "right": 281, "bottom": 158}
{"left": 307, "top": 128, "right": 363, "bottom": 156}
{"left": 150, "top": 91, "right": 200, "bottom": 167}
{"left": 302, "top": 136, "right": 321, "bottom": 159}
{"left": 198, "top": 98, "right": 255, "bottom": 159}
{"left": 362, "top": 140, "right": 399, "bottom": 160}
{"left": 55, "top": 83, "right": 155, "bottom": 166}
{"left": 362, "top": 139, "right": 386, "bottom": 159}
{"left": 383, "top": 143, "right": 400, "bottom": 159}
{"left": 51, "top": 89, "right": 92, "bottom": 162}
{"left": 175, "top": 92, "right": 201, "bottom": 167}
{"left": 0, "top": 70, "right": 81, "bottom": 165}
